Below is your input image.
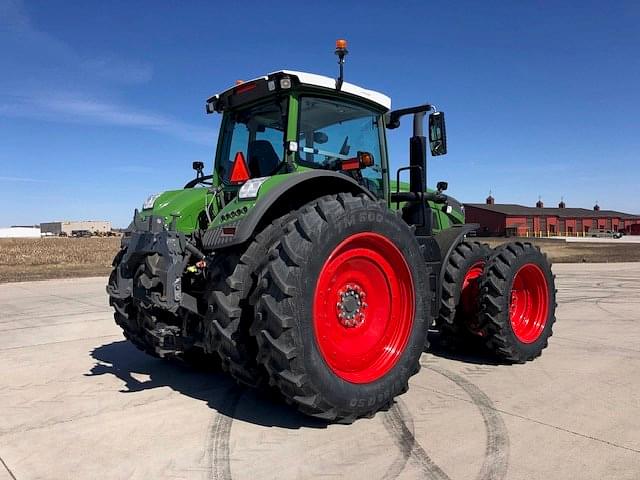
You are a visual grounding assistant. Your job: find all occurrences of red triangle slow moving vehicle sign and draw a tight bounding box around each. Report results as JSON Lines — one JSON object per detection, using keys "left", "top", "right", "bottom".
{"left": 229, "top": 151, "right": 250, "bottom": 184}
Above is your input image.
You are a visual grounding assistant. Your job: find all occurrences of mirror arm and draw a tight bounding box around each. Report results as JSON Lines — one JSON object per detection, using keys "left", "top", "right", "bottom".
{"left": 386, "top": 103, "right": 436, "bottom": 130}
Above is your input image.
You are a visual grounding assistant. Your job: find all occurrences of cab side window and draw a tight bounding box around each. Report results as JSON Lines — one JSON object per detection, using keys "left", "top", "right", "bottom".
{"left": 297, "top": 97, "right": 384, "bottom": 197}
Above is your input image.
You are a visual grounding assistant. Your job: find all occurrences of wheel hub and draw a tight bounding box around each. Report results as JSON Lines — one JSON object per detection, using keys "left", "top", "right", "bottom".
{"left": 336, "top": 284, "right": 367, "bottom": 328}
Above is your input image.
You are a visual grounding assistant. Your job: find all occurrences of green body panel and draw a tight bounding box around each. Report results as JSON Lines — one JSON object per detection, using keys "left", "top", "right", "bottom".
{"left": 388, "top": 180, "right": 465, "bottom": 233}
{"left": 137, "top": 176, "right": 464, "bottom": 236}
{"left": 432, "top": 201, "right": 465, "bottom": 232}
{"left": 139, "top": 188, "right": 209, "bottom": 233}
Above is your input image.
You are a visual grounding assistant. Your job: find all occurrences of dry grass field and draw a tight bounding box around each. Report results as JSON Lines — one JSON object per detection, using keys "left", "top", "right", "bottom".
{"left": 1, "top": 236, "right": 639, "bottom": 284}
{"left": 0, "top": 237, "right": 120, "bottom": 283}
{"left": 479, "top": 237, "right": 640, "bottom": 263}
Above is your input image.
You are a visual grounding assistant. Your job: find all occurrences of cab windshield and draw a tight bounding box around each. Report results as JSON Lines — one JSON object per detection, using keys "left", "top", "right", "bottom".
{"left": 217, "top": 99, "right": 287, "bottom": 183}
{"left": 297, "top": 96, "right": 384, "bottom": 197}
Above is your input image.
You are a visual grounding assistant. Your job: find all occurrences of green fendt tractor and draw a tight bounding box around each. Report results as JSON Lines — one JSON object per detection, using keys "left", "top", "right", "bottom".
{"left": 108, "top": 41, "right": 556, "bottom": 422}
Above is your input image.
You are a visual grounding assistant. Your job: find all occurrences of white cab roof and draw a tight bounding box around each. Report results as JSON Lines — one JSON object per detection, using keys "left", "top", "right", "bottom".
{"left": 215, "top": 70, "right": 391, "bottom": 110}
{"left": 280, "top": 70, "right": 391, "bottom": 110}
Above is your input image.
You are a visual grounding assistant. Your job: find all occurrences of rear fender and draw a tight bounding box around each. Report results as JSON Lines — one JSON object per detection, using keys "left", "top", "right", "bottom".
{"left": 202, "top": 171, "right": 375, "bottom": 250}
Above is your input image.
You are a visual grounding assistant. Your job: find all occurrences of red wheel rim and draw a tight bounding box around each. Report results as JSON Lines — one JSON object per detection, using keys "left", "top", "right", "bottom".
{"left": 313, "top": 232, "right": 415, "bottom": 384}
{"left": 460, "top": 261, "right": 484, "bottom": 316}
{"left": 509, "top": 263, "right": 549, "bottom": 343}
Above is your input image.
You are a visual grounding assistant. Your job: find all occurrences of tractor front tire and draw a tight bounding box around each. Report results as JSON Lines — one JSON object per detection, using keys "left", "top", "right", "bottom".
{"left": 109, "top": 250, "right": 205, "bottom": 364}
{"left": 204, "top": 217, "right": 289, "bottom": 387}
{"left": 253, "top": 193, "right": 430, "bottom": 422}
{"left": 437, "top": 241, "right": 491, "bottom": 342}
{"left": 108, "top": 252, "right": 159, "bottom": 358}
{"left": 478, "top": 241, "right": 556, "bottom": 362}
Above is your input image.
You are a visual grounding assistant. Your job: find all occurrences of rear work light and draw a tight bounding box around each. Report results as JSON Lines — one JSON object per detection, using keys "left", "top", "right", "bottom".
{"left": 238, "top": 176, "right": 269, "bottom": 199}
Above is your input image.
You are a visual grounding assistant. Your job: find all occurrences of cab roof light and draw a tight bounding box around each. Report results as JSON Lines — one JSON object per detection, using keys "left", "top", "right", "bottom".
{"left": 280, "top": 77, "right": 291, "bottom": 89}
{"left": 334, "top": 39, "right": 349, "bottom": 90}
{"left": 235, "top": 82, "right": 257, "bottom": 95}
{"left": 229, "top": 151, "right": 251, "bottom": 184}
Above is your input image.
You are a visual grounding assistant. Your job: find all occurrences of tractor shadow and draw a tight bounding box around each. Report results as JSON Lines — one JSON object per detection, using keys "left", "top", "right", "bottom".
{"left": 425, "top": 331, "right": 503, "bottom": 366}
{"left": 86, "top": 339, "right": 328, "bottom": 430}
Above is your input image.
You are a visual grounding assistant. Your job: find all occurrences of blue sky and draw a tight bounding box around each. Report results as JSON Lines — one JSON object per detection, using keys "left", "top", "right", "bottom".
{"left": 1, "top": 0, "right": 639, "bottom": 227}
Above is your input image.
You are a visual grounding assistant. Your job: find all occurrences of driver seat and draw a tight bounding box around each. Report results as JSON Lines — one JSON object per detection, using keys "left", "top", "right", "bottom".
{"left": 247, "top": 140, "right": 281, "bottom": 177}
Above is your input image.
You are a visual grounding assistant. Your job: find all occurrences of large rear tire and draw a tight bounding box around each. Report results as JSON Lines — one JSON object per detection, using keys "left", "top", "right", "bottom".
{"left": 253, "top": 193, "right": 430, "bottom": 422}
{"left": 478, "top": 241, "right": 556, "bottom": 362}
{"left": 436, "top": 241, "right": 491, "bottom": 341}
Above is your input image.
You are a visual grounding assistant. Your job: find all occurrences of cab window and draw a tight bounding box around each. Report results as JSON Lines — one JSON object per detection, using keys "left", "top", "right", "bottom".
{"left": 297, "top": 96, "right": 384, "bottom": 197}
{"left": 217, "top": 99, "right": 287, "bottom": 183}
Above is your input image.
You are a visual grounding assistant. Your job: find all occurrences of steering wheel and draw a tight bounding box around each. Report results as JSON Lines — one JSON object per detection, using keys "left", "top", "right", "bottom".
{"left": 184, "top": 175, "right": 214, "bottom": 189}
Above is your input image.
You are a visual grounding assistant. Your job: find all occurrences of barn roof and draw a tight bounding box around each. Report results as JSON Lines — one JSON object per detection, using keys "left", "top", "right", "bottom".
{"left": 464, "top": 203, "right": 640, "bottom": 219}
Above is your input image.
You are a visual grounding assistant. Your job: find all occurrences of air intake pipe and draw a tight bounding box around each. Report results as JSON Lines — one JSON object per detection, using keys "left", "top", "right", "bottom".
{"left": 409, "top": 111, "right": 428, "bottom": 194}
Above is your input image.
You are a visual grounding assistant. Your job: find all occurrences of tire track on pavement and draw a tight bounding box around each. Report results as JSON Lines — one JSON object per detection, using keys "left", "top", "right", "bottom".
{"left": 382, "top": 399, "right": 451, "bottom": 480}
{"left": 209, "top": 387, "right": 243, "bottom": 480}
{"left": 0, "top": 456, "right": 17, "bottom": 480}
{"left": 428, "top": 364, "right": 510, "bottom": 480}
{"left": 208, "top": 368, "right": 508, "bottom": 480}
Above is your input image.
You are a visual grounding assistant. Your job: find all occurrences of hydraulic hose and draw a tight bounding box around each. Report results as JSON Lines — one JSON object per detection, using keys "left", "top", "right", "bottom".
{"left": 185, "top": 242, "right": 206, "bottom": 260}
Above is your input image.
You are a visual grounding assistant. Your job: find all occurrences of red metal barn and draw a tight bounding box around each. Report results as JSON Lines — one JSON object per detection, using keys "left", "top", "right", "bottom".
{"left": 465, "top": 197, "right": 640, "bottom": 237}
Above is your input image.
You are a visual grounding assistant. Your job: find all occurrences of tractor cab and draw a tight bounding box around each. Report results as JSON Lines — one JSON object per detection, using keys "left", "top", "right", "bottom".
{"left": 206, "top": 70, "right": 390, "bottom": 200}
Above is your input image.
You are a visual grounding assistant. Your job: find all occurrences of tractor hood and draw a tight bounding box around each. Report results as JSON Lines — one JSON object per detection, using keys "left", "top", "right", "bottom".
{"left": 443, "top": 195, "right": 465, "bottom": 224}
{"left": 138, "top": 188, "right": 209, "bottom": 233}
{"left": 389, "top": 180, "right": 465, "bottom": 230}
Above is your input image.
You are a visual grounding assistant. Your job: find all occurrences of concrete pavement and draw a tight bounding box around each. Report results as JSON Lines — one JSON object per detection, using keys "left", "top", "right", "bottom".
{"left": 1, "top": 263, "right": 639, "bottom": 479}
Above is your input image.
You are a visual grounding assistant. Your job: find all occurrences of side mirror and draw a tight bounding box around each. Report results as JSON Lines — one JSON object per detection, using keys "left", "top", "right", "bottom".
{"left": 436, "top": 181, "right": 448, "bottom": 192}
{"left": 192, "top": 161, "right": 204, "bottom": 171}
{"left": 428, "top": 112, "right": 447, "bottom": 156}
{"left": 192, "top": 161, "right": 204, "bottom": 178}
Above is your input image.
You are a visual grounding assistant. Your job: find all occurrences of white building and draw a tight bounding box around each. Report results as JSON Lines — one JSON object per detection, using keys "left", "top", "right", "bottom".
{"left": 40, "top": 220, "right": 111, "bottom": 236}
{"left": 0, "top": 227, "right": 42, "bottom": 238}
